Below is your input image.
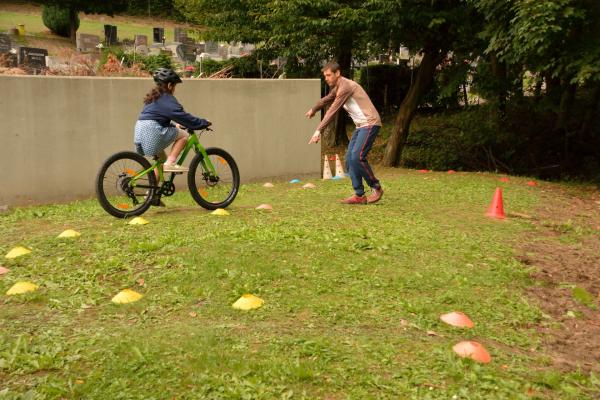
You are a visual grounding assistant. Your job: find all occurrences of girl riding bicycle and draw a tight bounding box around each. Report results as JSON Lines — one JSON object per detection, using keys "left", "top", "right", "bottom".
{"left": 135, "top": 68, "right": 211, "bottom": 173}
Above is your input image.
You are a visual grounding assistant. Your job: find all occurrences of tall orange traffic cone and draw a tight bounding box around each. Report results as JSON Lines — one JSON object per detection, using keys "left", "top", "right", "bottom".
{"left": 486, "top": 187, "right": 506, "bottom": 219}
{"left": 334, "top": 154, "right": 345, "bottom": 178}
{"left": 323, "top": 155, "right": 333, "bottom": 180}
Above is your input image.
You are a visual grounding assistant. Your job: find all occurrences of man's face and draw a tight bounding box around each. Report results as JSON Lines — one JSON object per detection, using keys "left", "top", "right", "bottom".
{"left": 323, "top": 69, "right": 341, "bottom": 87}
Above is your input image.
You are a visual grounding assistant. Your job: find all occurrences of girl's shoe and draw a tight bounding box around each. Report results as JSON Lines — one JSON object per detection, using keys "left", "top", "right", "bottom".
{"left": 163, "top": 163, "right": 189, "bottom": 173}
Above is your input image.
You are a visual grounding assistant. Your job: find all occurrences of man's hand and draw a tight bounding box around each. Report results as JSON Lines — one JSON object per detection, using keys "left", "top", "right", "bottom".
{"left": 305, "top": 108, "right": 316, "bottom": 119}
{"left": 308, "top": 130, "right": 321, "bottom": 144}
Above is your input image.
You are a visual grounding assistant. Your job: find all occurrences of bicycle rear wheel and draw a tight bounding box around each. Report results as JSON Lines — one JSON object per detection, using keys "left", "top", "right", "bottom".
{"left": 96, "top": 151, "right": 157, "bottom": 218}
{"left": 188, "top": 148, "right": 240, "bottom": 210}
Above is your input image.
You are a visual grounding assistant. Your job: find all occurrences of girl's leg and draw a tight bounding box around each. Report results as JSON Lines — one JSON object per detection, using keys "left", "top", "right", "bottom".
{"left": 166, "top": 129, "right": 189, "bottom": 165}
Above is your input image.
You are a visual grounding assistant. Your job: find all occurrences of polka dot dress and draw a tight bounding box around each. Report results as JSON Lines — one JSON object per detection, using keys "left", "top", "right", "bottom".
{"left": 134, "top": 120, "right": 179, "bottom": 157}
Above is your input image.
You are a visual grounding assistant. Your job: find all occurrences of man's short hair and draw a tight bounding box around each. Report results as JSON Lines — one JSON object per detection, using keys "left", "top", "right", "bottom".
{"left": 322, "top": 61, "right": 341, "bottom": 73}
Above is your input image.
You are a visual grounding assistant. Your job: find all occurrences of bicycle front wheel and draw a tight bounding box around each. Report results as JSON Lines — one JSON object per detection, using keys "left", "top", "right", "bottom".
{"left": 96, "top": 151, "right": 157, "bottom": 218}
{"left": 188, "top": 148, "right": 240, "bottom": 210}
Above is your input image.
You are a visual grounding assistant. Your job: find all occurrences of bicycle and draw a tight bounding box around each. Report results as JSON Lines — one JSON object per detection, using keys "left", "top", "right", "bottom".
{"left": 95, "top": 126, "right": 240, "bottom": 218}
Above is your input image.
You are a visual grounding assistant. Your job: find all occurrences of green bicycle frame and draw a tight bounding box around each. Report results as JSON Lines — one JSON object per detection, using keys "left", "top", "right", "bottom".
{"left": 129, "top": 132, "right": 216, "bottom": 189}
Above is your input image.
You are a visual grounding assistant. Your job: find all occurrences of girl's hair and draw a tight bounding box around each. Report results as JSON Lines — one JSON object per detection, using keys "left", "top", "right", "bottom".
{"left": 143, "top": 83, "right": 175, "bottom": 105}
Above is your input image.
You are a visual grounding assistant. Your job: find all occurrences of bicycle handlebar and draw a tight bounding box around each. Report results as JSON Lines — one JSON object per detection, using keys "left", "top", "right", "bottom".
{"left": 187, "top": 126, "right": 212, "bottom": 134}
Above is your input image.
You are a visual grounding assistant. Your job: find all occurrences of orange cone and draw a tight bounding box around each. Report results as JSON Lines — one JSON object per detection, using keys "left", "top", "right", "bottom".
{"left": 452, "top": 341, "right": 491, "bottom": 363}
{"left": 486, "top": 187, "right": 506, "bottom": 219}
{"left": 323, "top": 155, "right": 333, "bottom": 180}
{"left": 440, "top": 312, "right": 474, "bottom": 328}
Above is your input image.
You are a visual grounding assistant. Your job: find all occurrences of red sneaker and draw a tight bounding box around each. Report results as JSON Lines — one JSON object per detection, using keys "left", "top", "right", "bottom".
{"left": 340, "top": 194, "right": 367, "bottom": 204}
{"left": 367, "top": 187, "right": 383, "bottom": 204}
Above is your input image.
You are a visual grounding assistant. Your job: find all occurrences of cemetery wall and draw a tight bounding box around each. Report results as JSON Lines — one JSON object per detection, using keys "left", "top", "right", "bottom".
{"left": 0, "top": 75, "right": 321, "bottom": 205}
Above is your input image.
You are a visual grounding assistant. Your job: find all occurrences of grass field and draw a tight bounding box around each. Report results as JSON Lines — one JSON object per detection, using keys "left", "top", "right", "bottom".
{"left": 1, "top": 169, "right": 598, "bottom": 399}
{"left": 0, "top": 5, "right": 189, "bottom": 42}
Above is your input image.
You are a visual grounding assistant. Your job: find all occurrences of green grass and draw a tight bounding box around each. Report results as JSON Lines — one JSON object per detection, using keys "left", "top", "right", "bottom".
{"left": 0, "top": 10, "right": 162, "bottom": 41}
{"left": 0, "top": 170, "right": 598, "bottom": 399}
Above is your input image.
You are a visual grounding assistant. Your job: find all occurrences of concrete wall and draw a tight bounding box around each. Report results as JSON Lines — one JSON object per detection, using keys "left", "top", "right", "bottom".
{"left": 0, "top": 76, "right": 321, "bottom": 205}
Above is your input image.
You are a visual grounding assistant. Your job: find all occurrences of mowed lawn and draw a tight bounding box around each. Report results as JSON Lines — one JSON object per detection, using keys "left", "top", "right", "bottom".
{"left": 0, "top": 170, "right": 597, "bottom": 399}
{"left": 0, "top": 8, "right": 187, "bottom": 42}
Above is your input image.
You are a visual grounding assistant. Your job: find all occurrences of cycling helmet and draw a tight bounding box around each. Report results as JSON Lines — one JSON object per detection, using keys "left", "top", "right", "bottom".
{"left": 153, "top": 68, "right": 182, "bottom": 84}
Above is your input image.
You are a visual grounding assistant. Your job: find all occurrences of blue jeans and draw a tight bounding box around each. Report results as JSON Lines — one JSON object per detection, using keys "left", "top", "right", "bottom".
{"left": 346, "top": 125, "right": 381, "bottom": 196}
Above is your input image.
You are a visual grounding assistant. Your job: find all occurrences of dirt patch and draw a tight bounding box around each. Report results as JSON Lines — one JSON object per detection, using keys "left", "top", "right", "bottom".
{"left": 517, "top": 183, "right": 600, "bottom": 373}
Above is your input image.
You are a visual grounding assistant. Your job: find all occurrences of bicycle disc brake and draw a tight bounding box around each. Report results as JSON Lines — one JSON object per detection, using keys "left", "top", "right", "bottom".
{"left": 202, "top": 172, "right": 220, "bottom": 187}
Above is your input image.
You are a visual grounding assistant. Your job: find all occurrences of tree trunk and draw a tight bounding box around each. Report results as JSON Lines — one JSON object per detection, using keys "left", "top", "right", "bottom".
{"left": 490, "top": 54, "right": 507, "bottom": 113}
{"left": 382, "top": 49, "right": 445, "bottom": 167}
{"left": 69, "top": 8, "right": 78, "bottom": 44}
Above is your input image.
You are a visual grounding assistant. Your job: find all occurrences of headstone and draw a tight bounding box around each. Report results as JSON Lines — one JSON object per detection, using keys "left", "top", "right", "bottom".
{"left": 204, "top": 41, "right": 219, "bottom": 55}
{"left": 136, "top": 45, "right": 149, "bottom": 56}
{"left": 0, "top": 33, "right": 11, "bottom": 53}
{"left": 176, "top": 44, "right": 196, "bottom": 63}
{"left": 228, "top": 45, "right": 241, "bottom": 58}
{"left": 218, "top": 44, "right": 228, "bottom": 60}
{"left": 182, "top": 37, "right": 195, "bottom": 46}
{"left": 134, "top": 35, "right": 148, "bottom": 47}
{"left": 104, "top": 25, "right": 117, "bottom": 45}
{"left": 174, "top": 27, "right": 187, "bottom": 43}
{"left": 153, "top": 27, "right": 164, "bottom": 43}
{"left": 18, "top": 47, "right": 48, "bottom": 69}
{"left": 76, "top": 33, "right": 100, "bottom": 52}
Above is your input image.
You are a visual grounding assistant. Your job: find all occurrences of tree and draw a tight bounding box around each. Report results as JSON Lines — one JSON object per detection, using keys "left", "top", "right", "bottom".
{"left": 366, "top": 0, "right": 482, "bottom": 166}
{"left": 472, "top": 0, "right": 600, "bottom": 168}
{"left": 39, "top": 1, "right": 128, "bottom": 43}
{"left": 175, "top": 0, "right": 373, "bottom": 146}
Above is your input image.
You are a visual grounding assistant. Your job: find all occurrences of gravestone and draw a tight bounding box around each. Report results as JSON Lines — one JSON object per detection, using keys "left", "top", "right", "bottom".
{"left": 0, "top": 33, "right": 11, "bottom": 53}
{"left": 204, "top": 41, "right": 219, "bottom": 55}
{"left": 176, "top": 44, "right": 196, "bottom": 63}
{"left": 136, "top": 45, "right": 149, "bottom": 56}
{"left": 104, "top": 25, "right": 117, "bottom": 45}
{"left": 218, "top": 44, "right": 228, "bottom": 60}
{"left": 153, "top": 27, "right": 164, "bottom": 43}
{"left": 134, "top": 35, "right": 148, "bottom": 47}
{"left": 76, "top": 33, "right": 100, "bottom": 52}
{"left": 228, "top": 45, "right": 241, "bottom": 58}
{"left": 174, "top": 27, "right": 187, "bottom": 43}
{"left": 18, "top": 47, "right": 48, "bottom": 69}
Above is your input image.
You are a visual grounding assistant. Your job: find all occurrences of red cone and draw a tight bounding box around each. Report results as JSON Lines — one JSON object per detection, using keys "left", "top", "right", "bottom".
{"left": 486, "top": 187, "right": 506, "bottom": 219}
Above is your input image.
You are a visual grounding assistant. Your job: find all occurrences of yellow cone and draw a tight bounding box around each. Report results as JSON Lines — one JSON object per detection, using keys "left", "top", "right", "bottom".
{"left": 5, "top": 247, "right": 31, "bottom": 259}
{"left": 57, "top": 229, "right": 81, "bottom": 238}
{"left": 128, "top": 217, "right": 149, "bottom": 225}
{"left": 6, "top": 281, "right": 39, "bottom": 295}
{"left": 111, "top": 289, "right": 143, "bottom": 304}
{"left": 232, "top": 294, "right": 264, "bottom": 310}
{"left": 211, "top": 208, "right": 230, "bottom": 216}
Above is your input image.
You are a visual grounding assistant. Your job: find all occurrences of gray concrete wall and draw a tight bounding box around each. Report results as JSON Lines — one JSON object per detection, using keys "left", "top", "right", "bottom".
{"left": 0, "top": 76, "right": 321, "bottom": 205}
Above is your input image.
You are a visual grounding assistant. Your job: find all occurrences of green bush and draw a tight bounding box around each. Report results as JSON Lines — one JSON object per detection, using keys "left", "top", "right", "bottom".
{"left": 192, "top": 55, "right": 264, "bottom": 78}
{"left": 42, "top": 5, "right": 79, "bottom": 38}
{"left": 401, "top": 100, "right": 600, "bottom": 182}
{"left": 99, "top": 49, "right": 173, "bottom": 72}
